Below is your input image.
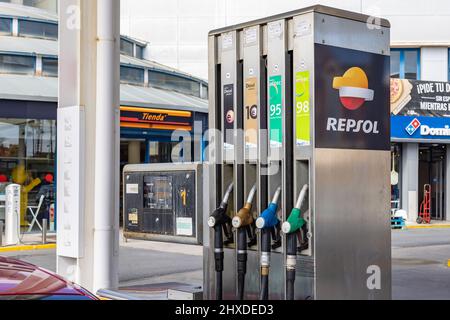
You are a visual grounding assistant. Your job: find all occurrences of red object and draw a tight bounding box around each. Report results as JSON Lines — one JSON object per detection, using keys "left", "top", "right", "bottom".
{"left": 0, "top": 256, "right": 98, "bottom": 300}
{"left": 340, "top": 97, "right": 365, "bottom": 110}
{"left": 0, "top": 175, "right": 8, "bottom": 183}
{"left": 44, "top": 173, "right": 54, "bottom": 184}
{"left": 418, "top": 184, "right": 431, "bottom": 224}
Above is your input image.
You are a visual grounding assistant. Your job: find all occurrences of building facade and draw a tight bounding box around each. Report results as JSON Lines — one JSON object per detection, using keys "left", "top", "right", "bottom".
{"left": 0, "top": 2, "right": 208, "bottom": 228}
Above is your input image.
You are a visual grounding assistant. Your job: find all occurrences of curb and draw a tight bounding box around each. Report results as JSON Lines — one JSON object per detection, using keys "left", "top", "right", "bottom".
{"left": 406, "top": 225, "right": 450, "bottom": 230}
{"left": 0, "top": 244, "right": 56, "bottom": 253}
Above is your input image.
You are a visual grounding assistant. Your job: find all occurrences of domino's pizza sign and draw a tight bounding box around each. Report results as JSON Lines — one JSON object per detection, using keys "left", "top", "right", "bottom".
{"left": 405, "top": 118, "right": 421, "bottom": 136}
{"left": 392, "top": 115, "right": 450, "bottom": 141}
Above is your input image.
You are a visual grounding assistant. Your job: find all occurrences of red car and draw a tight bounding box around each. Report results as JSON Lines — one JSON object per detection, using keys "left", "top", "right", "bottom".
{"left": 0, "top": 256, "right": 98, "bottom": 300}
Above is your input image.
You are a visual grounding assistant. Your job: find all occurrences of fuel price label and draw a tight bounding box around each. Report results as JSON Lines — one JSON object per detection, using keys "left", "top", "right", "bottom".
{"left": 245, "top": 77, "right": 258, "bottom": 156}
{"left": 269, "top": 75, "right": 283, "bottom": 149}
{"left": 223, "top": 84, "right": 235, "bottom": 151}
{"left": 295, "top": 71, "right": 311, "bottom": 146}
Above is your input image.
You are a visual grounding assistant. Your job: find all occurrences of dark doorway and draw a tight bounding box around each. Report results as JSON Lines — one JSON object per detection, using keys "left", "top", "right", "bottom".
{"left": 419, "top": 144, "right": 447, "bottom": 221}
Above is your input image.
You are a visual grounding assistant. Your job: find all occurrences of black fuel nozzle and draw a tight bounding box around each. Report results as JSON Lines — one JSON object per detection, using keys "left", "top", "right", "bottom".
{"left": 209, "top": 182, "right": 234, "bottom": 300}
{"left": 208, "top": 183, "right": 234, "bottom": 244}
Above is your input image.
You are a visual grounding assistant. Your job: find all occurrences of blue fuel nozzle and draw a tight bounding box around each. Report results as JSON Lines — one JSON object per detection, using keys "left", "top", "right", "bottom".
{"left": 256, "top": 203, "right": 280, "bottom": 229}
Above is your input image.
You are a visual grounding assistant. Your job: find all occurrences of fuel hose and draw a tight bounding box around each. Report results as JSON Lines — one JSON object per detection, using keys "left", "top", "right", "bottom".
{"left": 256, "top": 186, "right": 282, "bottom": 301}
{"left": 208, "top": 183, "right": 234, "bottom": 300}
{"left": 282, "top": 185, "right": 308, "bottom": 301}
{"left": 232, "top": 184, "right": 257, "bottom": 301}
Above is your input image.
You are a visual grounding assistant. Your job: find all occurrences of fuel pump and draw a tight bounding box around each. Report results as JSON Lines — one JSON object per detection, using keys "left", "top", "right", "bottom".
{"left": 207, "top": 183, "right": 234, "bottom": 300}
{"left": 256, "top": 186, "right": 282, "bottom": 300}
{"left": 282, "top": 184, "right": 308, "bottom": 300}
{"left": 232, "top": 184, "right": 257, "bottom": 300}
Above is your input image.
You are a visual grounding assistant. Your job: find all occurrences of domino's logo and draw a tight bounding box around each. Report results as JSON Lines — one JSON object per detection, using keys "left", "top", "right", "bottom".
{"left": 406, "top": 118, "right": 421, "bottom": 136}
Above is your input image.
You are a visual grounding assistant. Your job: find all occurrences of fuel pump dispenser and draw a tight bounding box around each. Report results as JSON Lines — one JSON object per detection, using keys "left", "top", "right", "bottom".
{"left": 232, "top": 184, "right": 257, "bottom": 300}
{"left": 256, "top": 187, "right": 282, "bottom": 300}
{"left": 205, "top": 5, "right": 392, "bottom": 300}
{"left": 282, "top": 185, "right": 308, "bottom": 300}
{"left": 208, "top": 183, "right": 235, "bottom": 300}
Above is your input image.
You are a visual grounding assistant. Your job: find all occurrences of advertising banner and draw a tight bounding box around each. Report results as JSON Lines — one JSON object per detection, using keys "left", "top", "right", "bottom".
{"left": 244, "top": 77, "right": 258, "bottom": 151}
{"left": 392, "top": 115, "right": 450, "bottom": 141}
{"left": 269, "top": 75, "right": 283, "bottom": 148}
{"left": 314, "top": 44, "right": 391, "bottom": 151}
{"left": 295, "top": 71, "right": 311, "bottom": 147}
{"left": 223, "top": 84, "right": 235, "bottom": 150}
{"left": 391, "top": 79, "right": 450, "bottom": 117}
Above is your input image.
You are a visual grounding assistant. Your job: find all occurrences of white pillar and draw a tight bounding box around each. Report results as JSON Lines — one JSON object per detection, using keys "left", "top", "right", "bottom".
{"left": 93, "top": 0, "right": 120, "bottom": 293}
{"left": 401, "top": 143, "right": 419, "bottom": 222}
{"left": 58, "top": 0, "right": 120, "bottom": 293}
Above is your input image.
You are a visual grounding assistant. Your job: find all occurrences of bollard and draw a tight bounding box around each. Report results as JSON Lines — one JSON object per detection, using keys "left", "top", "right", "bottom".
{"left": 42, "top": 219, "right": 48, "bottom": 245}
{"left": 0, "top": 220, "right": 3, "bottom": 247}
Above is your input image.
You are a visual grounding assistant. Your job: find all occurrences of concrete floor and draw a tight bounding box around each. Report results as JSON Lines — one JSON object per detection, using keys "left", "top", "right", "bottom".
{"left": 392, "top": 228, "right": 450, "bottom": 300}
{"left": 2, "top": 228, "right": 450, "bottom": 300}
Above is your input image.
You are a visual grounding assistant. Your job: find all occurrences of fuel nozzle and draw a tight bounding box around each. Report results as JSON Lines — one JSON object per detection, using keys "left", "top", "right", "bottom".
{"left": 282, "top": 185, "right": 308, "bottom": 235}
{"left": 210, "top": 183, "right": 234, "bottom": 301}
{"left": 234, "top": 184, "right": 257, "bottom": 300}
{"left": 208, "top": 183, "right": 234, "bottom": 229}
{"left": 256, "top": 187, "right": 281, "bottom": 230}
{"left": 232, "top": 184, "right": 257, "bottom": 229}
{"left": 256, "top": 187, "right": 282, "bottom": 301}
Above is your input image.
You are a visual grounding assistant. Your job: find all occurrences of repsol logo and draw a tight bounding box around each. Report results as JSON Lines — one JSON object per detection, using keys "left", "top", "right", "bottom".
{"left": 327, "top": 118, "right": 380, "bottom": 134}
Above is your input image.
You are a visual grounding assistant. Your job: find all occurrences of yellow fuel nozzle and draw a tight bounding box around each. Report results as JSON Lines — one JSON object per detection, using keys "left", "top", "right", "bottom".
{"left": 232, "top": 184, "right": 257, "bottom": 229}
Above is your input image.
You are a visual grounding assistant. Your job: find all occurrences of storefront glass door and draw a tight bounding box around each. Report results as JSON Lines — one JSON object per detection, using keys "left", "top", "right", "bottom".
{"left": 419, "top": 145, "right": 447, "bottom": 221}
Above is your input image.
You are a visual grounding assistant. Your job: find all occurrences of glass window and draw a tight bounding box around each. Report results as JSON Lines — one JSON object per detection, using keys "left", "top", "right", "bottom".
{"left": 391, "top": 49, "right": 420, "bottom": 80}
{"left": 120, "top": 38, "right": 134, "bottom": 56}
{"left": 18, "top": 19, "right": 58, "bottom": 40}
{"left": 42, "top": 57, "right": 58, "bottom": 77}
{"left": 120, "top": 66, "right": 144, "bottom": 84}
{"left": 0, "top": 17, "right": 12, "bottom": 35}
{"left": 200, "top": 84, "right": 208, "bottom": 99}
{"left": 0, "top": 54, "right": 35, "bottom": 75}
{"left": 149, "top": 71, "right": 201, "bottom": 97}
{"left": 390, "top": 50, "right": 400, "bottom": 78}
{"left": 0, "top": 119, "right": 56, "bottom": 229}
{"left": 404, "top": 50, "right": 419, "bottom": 80}
{"left": 148, "top": 141, "right": 178, "bottom": 163}
{"left": 391, "top": 143, "right": 401, "bottom": 214}
{"left": 135, "top": 45, "right": 144, "bottom": 59}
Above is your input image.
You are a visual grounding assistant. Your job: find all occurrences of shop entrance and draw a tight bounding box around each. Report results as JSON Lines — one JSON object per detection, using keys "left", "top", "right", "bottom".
{"left": 419, "top": 144, "right": 447, "bottom": 221}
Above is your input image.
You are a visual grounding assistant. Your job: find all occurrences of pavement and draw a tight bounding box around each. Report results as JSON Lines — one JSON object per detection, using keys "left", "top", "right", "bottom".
{"left": 1, "top": 228, "right": 450, "bottom": 300}
{"left": 392, "top": 228, "right": 450, "bottom": 300}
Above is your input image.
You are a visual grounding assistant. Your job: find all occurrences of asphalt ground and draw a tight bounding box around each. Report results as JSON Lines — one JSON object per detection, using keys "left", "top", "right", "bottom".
{"left": 2, "top": 228, "right": 450, "bottom": 300}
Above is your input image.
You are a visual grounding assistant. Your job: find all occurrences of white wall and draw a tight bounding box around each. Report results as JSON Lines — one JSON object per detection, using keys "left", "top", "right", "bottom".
{"left": 421, "top": 47, "right": 449, "bottom": 82}
{"left": 121, "top": 0, "right": 450, "bottom": 79}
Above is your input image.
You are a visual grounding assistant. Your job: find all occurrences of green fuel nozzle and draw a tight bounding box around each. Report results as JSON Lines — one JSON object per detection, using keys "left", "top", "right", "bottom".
{"left": 282, "top": 185, "right": 308, "bottom": 234}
